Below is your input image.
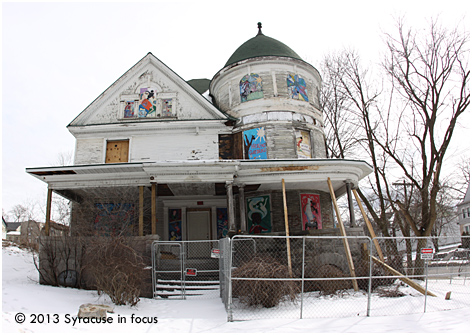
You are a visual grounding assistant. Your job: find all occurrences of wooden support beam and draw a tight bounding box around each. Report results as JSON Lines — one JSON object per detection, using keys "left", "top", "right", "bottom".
{"left": 352, "top": 189, "right": 384, "bottom": 260}
{"left": 139, "top": 186, "right": 144, "bottom": 236}
{"left": 352, "top": 189, "right": 435, "bottom": 297}
{"left": 371, "top": 256, "right": 436, "bottom": 297}
{"left": 45, "top": 188, "right": 53, "bottom": 236}
{"left": 345, "top": 182, "right": 356, "bottom": 227}
{"left": 282, "top": 179, "right": 293, "bottom": 277}
{"left": 151, "top": 183, "right": 156, "bottom": 235}
{"left": 238, "top": 185, "right": 247, "bottom": 233}
{"left": 226, "top": 182, "right": 236, "bottom": 233}
{"left": 327, "top": 178, "right": 358, "bottom": 291}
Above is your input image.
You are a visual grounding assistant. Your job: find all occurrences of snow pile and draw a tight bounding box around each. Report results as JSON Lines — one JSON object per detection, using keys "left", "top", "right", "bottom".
{"left": 2, "top": 244, "right": 470, "bottom": 333}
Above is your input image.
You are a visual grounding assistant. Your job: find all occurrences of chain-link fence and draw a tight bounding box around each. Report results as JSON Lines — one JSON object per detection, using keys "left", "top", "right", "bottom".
{"left": 221, "top": 235, "right": 470, "bottom": 321}
{"left": 152, "top": 240, "right": 221, "bottom": 299}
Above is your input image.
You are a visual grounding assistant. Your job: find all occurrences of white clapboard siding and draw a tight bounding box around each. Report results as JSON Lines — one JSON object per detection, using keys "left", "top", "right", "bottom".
{"left": 74, "top": 138, "right": 105, "bottom": 165}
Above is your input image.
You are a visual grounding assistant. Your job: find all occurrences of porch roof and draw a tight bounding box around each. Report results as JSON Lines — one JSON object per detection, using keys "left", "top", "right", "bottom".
{"left": 26, "top": 159, "right": 372, "bottom": 198}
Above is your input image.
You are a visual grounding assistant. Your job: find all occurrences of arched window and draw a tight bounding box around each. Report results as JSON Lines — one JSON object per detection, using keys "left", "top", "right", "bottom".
{"left": 240, "top": 73, "right": 263, "bottom": 102}
{"left": 287, "top": 74, "right": 308, "bottom": 102}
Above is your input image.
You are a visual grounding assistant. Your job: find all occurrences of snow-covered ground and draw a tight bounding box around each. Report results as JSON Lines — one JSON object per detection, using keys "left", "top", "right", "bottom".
{"left": 2, "top": 244, "right": 470, "bottom": 333}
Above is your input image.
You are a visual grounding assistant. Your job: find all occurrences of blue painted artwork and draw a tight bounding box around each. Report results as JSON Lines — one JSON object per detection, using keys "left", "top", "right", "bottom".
{"left": 243, "top": 127, "right": 267, "bottom": 159}
{"left": 287, "top": 74, "right": 308, "bottom": 102}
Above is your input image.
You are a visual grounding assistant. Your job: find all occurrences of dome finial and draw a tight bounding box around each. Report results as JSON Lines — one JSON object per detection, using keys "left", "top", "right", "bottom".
{"left": 257, "top": 22, "right": 263, "bottom": 35}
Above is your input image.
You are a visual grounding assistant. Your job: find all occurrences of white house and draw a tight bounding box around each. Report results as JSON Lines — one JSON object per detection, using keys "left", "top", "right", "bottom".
{"left": 27, "top": 24, "right": 372, "bottom": 241}
{"left": 458, "top": 183, "right": 470, "bottom": 235}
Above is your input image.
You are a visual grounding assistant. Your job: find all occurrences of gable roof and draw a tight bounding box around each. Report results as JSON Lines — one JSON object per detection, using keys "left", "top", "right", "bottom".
{"left": 68, "top": 53, "right": 228, "bottom": 127}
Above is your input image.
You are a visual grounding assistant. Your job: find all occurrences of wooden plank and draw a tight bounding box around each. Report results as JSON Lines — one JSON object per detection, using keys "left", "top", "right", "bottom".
{"left": 151, "top": 183, "right": 156, "bottom": 235}
{"left": 282, "top": 179, "right": 293, "bottom": 277}
{"left": 352, "top": 189, "right": 385, "bottom": 260}
{"left": 106, "top": 140, "right": 129, "bottom": 163}
{"left": 226, "top": 182, "right": 236, "bottom": 232}
{"left": 139, "top": 186, "right": 144, "bottom": 236}
{"left": 371, "top": 256, "right": 436, "bottom": 297}
{"left": 45, "top": 188, "right": 53, "bottom": 236}
{"left": 327, "top": 178, "right": 358, "bottom": 291}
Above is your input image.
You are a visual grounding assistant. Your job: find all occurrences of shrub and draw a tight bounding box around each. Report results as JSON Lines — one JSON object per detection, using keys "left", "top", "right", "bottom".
{"left": 304, "top": 264, "right": 352, "bottom": 295}
{"left": 232, "top": 256, "right": 299, "bottom": 308}
{"left": 83, "top": 237, "right": 145, "bottom": 306}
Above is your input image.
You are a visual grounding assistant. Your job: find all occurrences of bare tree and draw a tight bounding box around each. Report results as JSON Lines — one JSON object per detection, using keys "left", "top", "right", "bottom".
{"left": 9, "top": 202, "right": 38, "bottom": 222}
{"left": 322, "top": 18, "right": 469, "bottom": 274}
{"left": 380, "top": 19, "right": 469, "bottom": 244}
{"left": 321, "top": 52, "right": 363, "bottom": 159}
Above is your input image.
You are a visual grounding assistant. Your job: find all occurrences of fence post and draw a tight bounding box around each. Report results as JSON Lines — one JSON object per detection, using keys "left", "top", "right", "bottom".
{"left": 367, "top": 238, "right": 373, "bottom": 317}
{"left": 227, "top": 237, "right": 234, "bottom": 322}
{"left": 300, "top": 236, "right": 306, "bottom": 319}
{"left": 424, "top": 259, "right": 429, "bottom": 313}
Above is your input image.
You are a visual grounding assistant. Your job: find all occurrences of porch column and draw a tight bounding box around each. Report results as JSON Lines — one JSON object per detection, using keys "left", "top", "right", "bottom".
{"left": 238, "top": 184, "right": 247, "bottom": 233}
{"left": 139, "top": 186, "right": 144, "bottom": 236}
{"left": 151, "top": 183, "right": 157, "bottom": 235}
{"left": 345, "top": 181, "right": 356, "bottom": 227}
{"left": 45, "top": 188, "right": 53, "bottom": 236}
{"left": 226, "top": 181, "right": 236, "bottom": 233}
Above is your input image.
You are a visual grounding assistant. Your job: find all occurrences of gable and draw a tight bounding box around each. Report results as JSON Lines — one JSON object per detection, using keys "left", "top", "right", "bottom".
{"left": 69, "top": 53, "right": 228, "bottom": 127}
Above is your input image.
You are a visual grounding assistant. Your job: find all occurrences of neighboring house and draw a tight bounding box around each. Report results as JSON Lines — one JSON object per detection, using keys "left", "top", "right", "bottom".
{"left": 5, "top": 221, "right": 21, "bottom": 244}
{"left": 43, "top": 221, "right": 70, "bottom": 237}
{"left": 26, "top": 24, "right": 372, "bottom": 241}
{"left": 458, "top": 183, "right": 470, "bottom": 235}
{"left": 20, "top": 220, "right": 42, "bottom": 247}
{"left": 2, "top": 217, "right": 7, "bottom": 240}
{"left": 4, "top": 220, "right": 42, "bottom": 246}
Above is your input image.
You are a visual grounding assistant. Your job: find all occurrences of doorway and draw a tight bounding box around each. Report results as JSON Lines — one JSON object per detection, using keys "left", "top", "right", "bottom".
{"left": 186, "top": 209, "right": 212, "bottom": 259}
{"left": 186, "top": 209, "right": 211, "bottom": 241}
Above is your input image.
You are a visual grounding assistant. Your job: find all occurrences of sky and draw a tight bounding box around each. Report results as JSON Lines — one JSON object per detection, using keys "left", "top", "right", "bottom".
{"left": 1, "top": 0, "right": 470, "bottom": 219}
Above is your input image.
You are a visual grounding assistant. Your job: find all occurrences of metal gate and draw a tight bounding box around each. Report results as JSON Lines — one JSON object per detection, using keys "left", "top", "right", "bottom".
{"left": 151, "top": 240, "right": 221, "bottom": 299}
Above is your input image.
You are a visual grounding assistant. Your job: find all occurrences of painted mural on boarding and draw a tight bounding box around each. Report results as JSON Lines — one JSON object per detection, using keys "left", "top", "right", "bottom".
{"left": 300, "top": 193, "right": 322, "bottom": 230}
{"left": 243, "top": 127, "right": 267, "bottom": 159}
{"left": 247, "top": 195, "right": 272, "bottom": 234}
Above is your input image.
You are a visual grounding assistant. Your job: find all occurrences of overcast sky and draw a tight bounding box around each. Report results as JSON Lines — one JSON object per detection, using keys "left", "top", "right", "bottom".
{"left": 1, "top": 0, "right": 470, "bottom": 218}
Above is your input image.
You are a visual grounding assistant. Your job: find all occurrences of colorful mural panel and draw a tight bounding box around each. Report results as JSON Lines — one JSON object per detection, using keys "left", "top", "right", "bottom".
{"left": 216, "top": 208, "right": 229, "bottom": 239}
{"left": 287, "top": 74, "right": 308, "bottom": 102}
{"left": 123, "top": 101, "right": 135, "bottom": 118}
{"left": 300, "top": 193, "right": 322, "bottom": 230}
{"left": 168, "top": 208, "right": 182, "bottom": 241}
{"left": 243, "top": 127, "right": 267, "bottom": 159}
{"left": 296, "top": 129, "right": 312, "bottom": 158}
{"left": 247, "top": 195, "right": 272, "bottom": 234}
{"left": 162, "top": 99, "right": 173, "bottom": 117}
{"left": 138, "top": 87, "right": 158, "bottom": 117}
{"left": 240, "top": 73, "right": 263, "bottom": 102}
{"left": 94, "top": 203, "right": 134, "bottom": 236}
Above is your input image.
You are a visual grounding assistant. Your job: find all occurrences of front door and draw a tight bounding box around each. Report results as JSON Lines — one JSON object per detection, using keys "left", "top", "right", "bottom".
{"left": 186, "top": 210, "right": 211, "bottom": 259}
{"left": 186, "top": 210, "right": 211, "bottom": 240}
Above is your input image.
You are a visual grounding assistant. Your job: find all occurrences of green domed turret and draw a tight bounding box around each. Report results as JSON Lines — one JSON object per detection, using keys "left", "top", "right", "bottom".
{"left": 224, "top": 22, "right": 303, "bottom": 67}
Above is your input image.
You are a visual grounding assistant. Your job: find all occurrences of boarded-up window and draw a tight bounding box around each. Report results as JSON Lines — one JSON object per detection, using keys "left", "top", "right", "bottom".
{"left": 295, "top": 129, "right": 312, "bottom": 158}
{"left": 218, "top": 133, "right": 243, "bottom": 159}
{"left": 106, "top": 140, "right": 129, "bottom": 163}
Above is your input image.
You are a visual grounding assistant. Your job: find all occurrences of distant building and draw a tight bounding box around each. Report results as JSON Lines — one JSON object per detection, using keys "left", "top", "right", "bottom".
{"left": 458, "top": 183, "right": 470, "bottom": 235}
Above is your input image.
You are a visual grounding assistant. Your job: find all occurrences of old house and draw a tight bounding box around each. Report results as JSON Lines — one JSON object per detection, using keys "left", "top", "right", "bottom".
{"left": 458, "top": 183, "right": 470, "bottom": 235}
{"left": 27, "top": 24, "right": 371, "bottom": 244}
